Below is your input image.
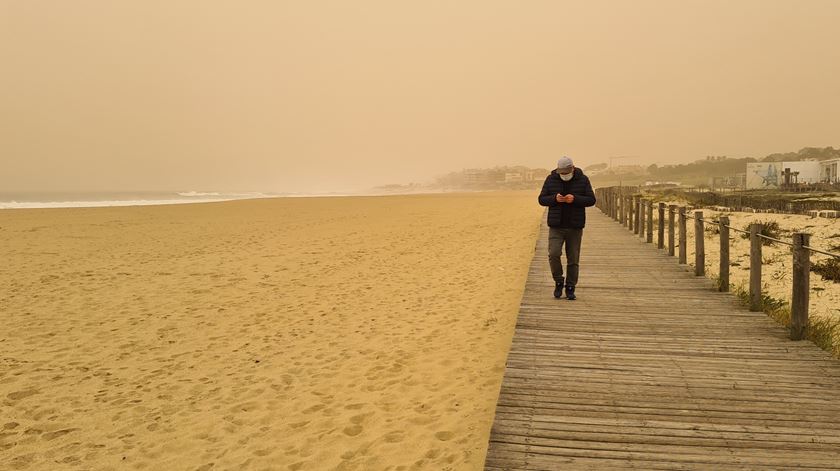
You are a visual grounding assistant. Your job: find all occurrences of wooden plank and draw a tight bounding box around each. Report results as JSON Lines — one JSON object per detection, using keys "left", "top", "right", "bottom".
{"left": 491, "top": 413, "right": 840, "bottom": 438}
{"left": 490, "top": 422, "right": 840, "bottom": 450}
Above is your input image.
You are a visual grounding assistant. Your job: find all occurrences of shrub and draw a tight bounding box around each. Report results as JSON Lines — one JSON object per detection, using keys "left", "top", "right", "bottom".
{"left": 733, "top": 284, "right": 839, "bottom": 357}
{"left": 740, "top": 220, "right": 781, "bottom": 246}
{"left": 808, "top": 316, "right": 840, "bottom": 358}
{"left": 811, "top": 258, "right": 840, "bottom": 283}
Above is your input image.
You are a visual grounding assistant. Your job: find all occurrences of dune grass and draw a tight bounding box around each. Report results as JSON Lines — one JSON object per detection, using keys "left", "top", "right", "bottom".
{"left": 729, "top": 283, "right": 840, "bottom": 357}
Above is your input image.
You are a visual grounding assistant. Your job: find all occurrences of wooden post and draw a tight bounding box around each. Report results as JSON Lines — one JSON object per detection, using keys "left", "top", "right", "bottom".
{"left": 678, "top": 207, "right": 687, "bottom": 264}
{"left": 749, "top": 224, "right": 763, "bottom": 312}
{"left": 668, "top": 205, "right": 676, "bottom": 256}
{"left": 624, "top": 193, "right": 629, "bottom": 227}
{"left": 613, "top": 190, "right": 619, "bottom": 220}
{"left": 634, "top": 196, "right": 641, "bottom": 234}
{"left": 602, "top": 188, "right": 607, "bottom": 215}
{"left": 614, "top": 190, "right": 619, "bottom": 221}
{"left": 719, "top": 216, "right": 730, "bottom": 292}
{"left": 621, "top": 194, "right": 626, "bottom": 227}
{"left": 601, "top": 188, "right": 606, "bottom": 213}
{"left": 619, "top": 191, "right": 625, "bottom": 226}
{"left": 694, "top": 210, "right": 705, "bottom": 276}
{"left": 626, "top": 195, "right": 632, "bottom": 229}
{"left": 602, "top": 188, "right": 614, "bottom": 219}
{"left": 658, "top": 203, "right": 665, "bottom": 249}
{"left": 791, "top": 233, "right": 811, "bottom": 340}
{"left": 647, "top": 201, "right": 654, "bottom": 243}
{"left": 639, "top": 200, "right": 646, "bottom": 240}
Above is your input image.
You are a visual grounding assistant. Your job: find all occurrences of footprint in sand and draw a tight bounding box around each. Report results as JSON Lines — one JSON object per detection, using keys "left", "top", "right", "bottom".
{"left": 7, "top": 389, "right": 39, "bottom": 401}
{"left": 383, "top": 431, "right": 405, "bottom": 443}
{"left": 301, "top": 404, "right": 325, "bottom": 414}
{"left": 434, "top": 431, "right": 454, "bottom": 441}
{"left": 342, "top": 425, "right": 363, "bottom": 436}
{"left": 42, "top": 428, "right": 80, "bottom": 441}
{"left": 424, "top": 448, "right": 442, "bottom": 459}
{"left": 349, "top": 412, "right": 372, "bottom": 425}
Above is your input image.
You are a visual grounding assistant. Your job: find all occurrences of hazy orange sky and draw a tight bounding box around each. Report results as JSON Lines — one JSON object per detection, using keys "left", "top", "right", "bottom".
{"left": 2, "top": 1, "right": 839, "bottom": 193}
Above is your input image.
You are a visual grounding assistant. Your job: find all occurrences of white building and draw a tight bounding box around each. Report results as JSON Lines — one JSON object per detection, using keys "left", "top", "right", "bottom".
{"left": 819, "top": 158, "right": 840, "bottom": 184}
{"left": 746, "top": 161, "right": 821, "bottom": 189}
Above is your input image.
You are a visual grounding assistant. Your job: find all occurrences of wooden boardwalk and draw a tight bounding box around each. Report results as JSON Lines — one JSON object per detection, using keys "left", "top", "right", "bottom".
{"left": 485, "top": 210, "right": 840, "bottom": 470}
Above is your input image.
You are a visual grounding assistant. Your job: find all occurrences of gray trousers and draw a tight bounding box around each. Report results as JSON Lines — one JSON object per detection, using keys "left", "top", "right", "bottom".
{"left": 548, "top": 227, "right": 583, "bottom": 286}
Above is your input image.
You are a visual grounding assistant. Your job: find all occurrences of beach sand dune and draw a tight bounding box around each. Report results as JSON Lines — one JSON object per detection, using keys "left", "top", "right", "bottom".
{"left": 1, "top": 191, "right": 543, "bottom": 470}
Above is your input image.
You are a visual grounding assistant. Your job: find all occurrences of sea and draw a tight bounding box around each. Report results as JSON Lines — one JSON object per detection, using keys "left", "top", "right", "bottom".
{"left": 0, "top": 191, "right": 355, "bottom": 209}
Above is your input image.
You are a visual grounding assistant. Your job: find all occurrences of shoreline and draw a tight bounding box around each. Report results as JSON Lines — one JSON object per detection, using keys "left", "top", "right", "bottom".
{"left": 0, "top": 188, "right": 506, "bottom": 210}
{"left": 0, "top": 188, "right": 535, "bottom": 210}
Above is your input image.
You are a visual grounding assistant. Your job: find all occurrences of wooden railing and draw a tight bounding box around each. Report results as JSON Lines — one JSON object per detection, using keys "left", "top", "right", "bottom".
{"left": 595, "top": 186, "right": 840, "bottom": 341}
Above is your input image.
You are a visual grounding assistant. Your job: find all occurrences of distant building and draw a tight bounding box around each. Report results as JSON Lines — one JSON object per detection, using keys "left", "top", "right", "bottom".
{"left": 820, "top": 158, "right": 840, "bottom": 184}
{"left": 504, "top": 172, "right": 523, "bottom": 183}
{"left": 711, "top": 173, "right": 746, "bottom": 189}
{"left": 746, "top": 161, "right": 821, "bottom": 189}
{"left": 463, "top": 169, "right": 493, "bottom": 184}
{"left": 452, "top": 166, "right": 548, "bottom": 188}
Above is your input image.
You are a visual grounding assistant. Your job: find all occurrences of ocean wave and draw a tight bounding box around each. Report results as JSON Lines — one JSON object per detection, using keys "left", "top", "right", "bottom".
{"left": 0, "top": 198, "right": 232, "bottom": 209}
{"left": 177, "top": 191, "right": 271, "bottom": 198}
{"left": 177, "top": 191, "right": 222, "bottom": 197}
{"left": 0, "top": 191, "right": 366, "bottom": 209}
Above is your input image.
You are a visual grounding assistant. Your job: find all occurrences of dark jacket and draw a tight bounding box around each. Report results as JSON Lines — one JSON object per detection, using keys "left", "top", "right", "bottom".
{"left": 537, "top": 167, "right": 597, "bottom": 228}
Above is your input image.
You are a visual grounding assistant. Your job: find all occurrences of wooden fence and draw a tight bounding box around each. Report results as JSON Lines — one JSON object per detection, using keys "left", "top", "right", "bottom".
{"left": 595, "top": 186, "right": 840, "bottom": 341}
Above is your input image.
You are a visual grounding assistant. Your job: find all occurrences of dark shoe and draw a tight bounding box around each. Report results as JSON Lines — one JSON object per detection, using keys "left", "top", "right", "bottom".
{"left": 565, "top": 284, "right": 576, "bottom": 300}
{"left": 553, "top": 282, "right": 564, "bottom": 299}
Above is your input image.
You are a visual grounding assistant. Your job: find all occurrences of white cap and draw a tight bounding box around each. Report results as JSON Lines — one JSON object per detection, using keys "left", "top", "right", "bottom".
{"left": 557, "top": 156, "right": 574, "bottom": 170}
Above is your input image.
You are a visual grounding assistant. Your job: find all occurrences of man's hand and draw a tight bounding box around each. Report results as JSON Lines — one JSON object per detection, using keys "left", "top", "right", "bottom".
{"left": 565, "top": 194, "right": 575, "bottom": 204}
{"left": 555, "top": 193, "right": 565, "bottom": 203}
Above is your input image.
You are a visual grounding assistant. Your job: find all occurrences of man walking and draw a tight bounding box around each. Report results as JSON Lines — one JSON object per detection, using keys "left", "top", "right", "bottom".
{"left": 537, "top": 156, "right": 596, "bottom": 300}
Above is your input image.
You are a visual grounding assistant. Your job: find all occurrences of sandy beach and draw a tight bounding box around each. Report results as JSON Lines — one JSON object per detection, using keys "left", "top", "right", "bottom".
{"left": 0, "top": 191, "right": 544, "bottom": 470}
